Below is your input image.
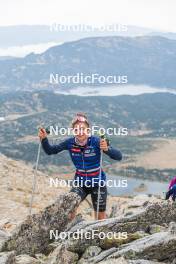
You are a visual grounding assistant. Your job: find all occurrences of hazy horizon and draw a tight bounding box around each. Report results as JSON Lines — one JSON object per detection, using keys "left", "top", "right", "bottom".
{"left": 0, "top": 0, "right": 175, "bottom": 32}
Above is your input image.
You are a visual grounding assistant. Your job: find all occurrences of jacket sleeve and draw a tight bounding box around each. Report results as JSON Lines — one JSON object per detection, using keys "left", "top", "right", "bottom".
{"left": 103, "top": 146, "right": 122, "bottom": 161}
{"left": 169, "top": 177, "right": 176, "bottom": 190}
{"left": 41, "top": 137, "right": 69, "bottom": 155}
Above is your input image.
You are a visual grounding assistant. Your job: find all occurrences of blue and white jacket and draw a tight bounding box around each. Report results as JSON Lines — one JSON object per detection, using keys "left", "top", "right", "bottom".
{"left": 41, "top": 136, "right": 122, "bottom": 185}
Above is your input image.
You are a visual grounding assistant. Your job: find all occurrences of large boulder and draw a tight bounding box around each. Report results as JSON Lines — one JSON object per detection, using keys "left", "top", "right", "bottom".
{"left": 83, "top": 226, "right": 176, "bottom": 263}
{"left": 2, "top": 192, "right": 81, "bottom": 255}
{"left": 64, "top": 202, "right": 176, "bottom": 254}
{"left": 107, "top": 230, "right": 176, "bottom": 261}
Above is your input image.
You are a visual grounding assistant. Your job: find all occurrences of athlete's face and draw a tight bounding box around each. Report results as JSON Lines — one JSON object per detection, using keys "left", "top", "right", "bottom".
{"left": 73, "top": 122, "right": 89, "bottom": 141}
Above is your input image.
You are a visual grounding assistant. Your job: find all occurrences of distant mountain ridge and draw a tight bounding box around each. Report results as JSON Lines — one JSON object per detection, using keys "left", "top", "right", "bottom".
{"left": 0, "top": 25, "right": 176, "bottom": 48}
{"left": 0, "top": 35, "right": 176, "bottom": 92}
{"left": 0, "top": 24, "right": 167, "bottom": 48}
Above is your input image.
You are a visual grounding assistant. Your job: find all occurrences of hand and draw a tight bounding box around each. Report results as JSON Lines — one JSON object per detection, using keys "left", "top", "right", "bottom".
{"left": 38, "top": 127, "right": 47, "bottom": 141}
{"left": 100, "top": 139, "right": 109, "bottom": 152}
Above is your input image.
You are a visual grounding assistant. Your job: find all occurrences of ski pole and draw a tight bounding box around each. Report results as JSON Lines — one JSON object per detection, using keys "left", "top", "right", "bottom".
{"left": 96, "top": 133, "right": 110, "bottom": 220}
{"left": 29, "top": 140, "right": 41, "bottom": 215}
{"left": 96, "top": 148, "right": 103, "bottom": 220}
{"left": 29, "top": 125, "right": 52, "bottom": 215}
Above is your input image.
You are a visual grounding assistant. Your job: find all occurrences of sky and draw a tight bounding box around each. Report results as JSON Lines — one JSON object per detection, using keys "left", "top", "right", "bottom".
{"left": 0, "top": 0, "right": 175, "bottom": 32}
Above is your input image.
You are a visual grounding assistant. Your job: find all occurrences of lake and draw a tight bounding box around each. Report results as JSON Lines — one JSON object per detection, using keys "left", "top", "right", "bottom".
{"left": 55, "top": 84, "right": 176, "bottom": 96}
{"left": 107, "top": 175, "right": 168, "bottom": 197}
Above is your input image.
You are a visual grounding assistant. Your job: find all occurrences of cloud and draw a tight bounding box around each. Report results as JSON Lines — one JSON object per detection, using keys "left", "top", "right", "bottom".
{"left": 0, "top": 42, "right": 60, "bottom": 57}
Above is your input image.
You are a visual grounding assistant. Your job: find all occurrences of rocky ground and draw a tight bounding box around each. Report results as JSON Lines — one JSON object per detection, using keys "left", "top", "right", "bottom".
{"left": 0, "top": 153, "right": 176, "bottom": 264}
{"left": 0, "top": 153, "right": 157, "bottom": 231}
{"left": 0, "top": 192, "right": 176, "bottom": 264}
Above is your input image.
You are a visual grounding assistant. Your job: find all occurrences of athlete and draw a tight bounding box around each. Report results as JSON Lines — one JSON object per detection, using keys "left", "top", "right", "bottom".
{"left": 38, "top": 113, "right": 122, "bottom": 220}
{"left": 165, "top": 176, "right": 176, "bottom": 201}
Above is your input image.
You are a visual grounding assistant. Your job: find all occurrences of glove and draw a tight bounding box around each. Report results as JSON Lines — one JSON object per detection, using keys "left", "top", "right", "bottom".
{"left": 165, "top": 184, "right": 176, "bottom": 201}
{"left": 100, "top": 134, "right": 110, "bottom": 146}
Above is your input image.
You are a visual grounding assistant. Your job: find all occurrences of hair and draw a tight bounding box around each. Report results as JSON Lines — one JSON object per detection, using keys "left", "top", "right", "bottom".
{"left": 77, "top": 112, "right": 87, "bottom": 118}
{"left": 71, "top": 112, "right": 90, "bottom": 128}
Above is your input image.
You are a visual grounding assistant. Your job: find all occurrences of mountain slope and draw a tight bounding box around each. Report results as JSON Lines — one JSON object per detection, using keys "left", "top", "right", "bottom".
{"left": 0, "top": 91, "right": 176, "bottom": 182}
{"left": 0, "top": 36, "right": 176, "bottom": 92}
